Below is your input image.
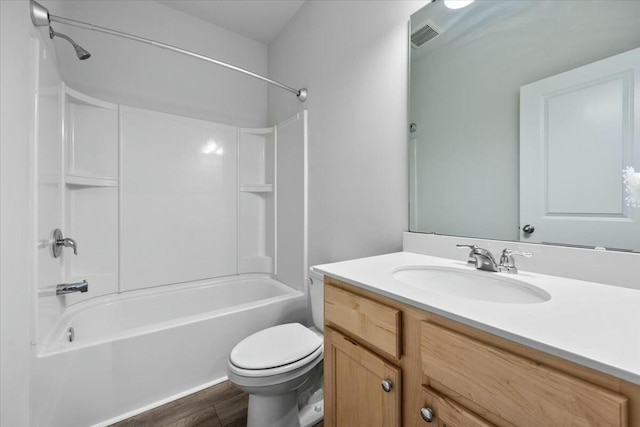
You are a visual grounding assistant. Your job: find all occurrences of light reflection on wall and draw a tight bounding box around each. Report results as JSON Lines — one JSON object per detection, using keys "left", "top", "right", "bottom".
{"left": 201, "top": 139, "right": 224, "bottom": 155}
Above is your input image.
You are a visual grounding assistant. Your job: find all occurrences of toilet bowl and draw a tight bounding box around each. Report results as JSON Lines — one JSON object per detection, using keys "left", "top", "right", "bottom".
{"left": 227, "top": 269, "right": 325, "bottom": 427}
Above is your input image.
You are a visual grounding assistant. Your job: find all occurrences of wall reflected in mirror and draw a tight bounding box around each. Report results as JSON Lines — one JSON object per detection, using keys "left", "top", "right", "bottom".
{"left": 409, "top": 0, "right": 640, "bottom": 252}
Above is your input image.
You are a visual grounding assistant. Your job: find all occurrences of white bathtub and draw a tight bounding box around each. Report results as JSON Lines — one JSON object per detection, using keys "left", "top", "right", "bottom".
{"left": 30, "top": 276, "right": 306, "bottom": 427}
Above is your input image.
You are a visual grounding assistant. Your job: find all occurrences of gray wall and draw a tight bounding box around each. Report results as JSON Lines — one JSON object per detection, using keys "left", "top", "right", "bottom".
{"left": 268, "top": 1, "right": 427, "bottom": 267}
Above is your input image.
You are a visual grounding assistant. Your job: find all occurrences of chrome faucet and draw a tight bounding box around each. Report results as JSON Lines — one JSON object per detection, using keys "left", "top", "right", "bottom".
{"left": 457, "top": 245, "right": 499, "bottom": 272}
{"left": 56, "top": 280, "right": 88, "bottom": 295}
{"left": 497, "top": 249, "right": 533, "bottom": 274}
{"left": 456, "top": 245, "right": 499, "bottom": 271}
{"left": 456, "top": 244, "right": 479, "bottom": 267}
{"left": 457, "top": 245, "right": 533, "bottom": 273}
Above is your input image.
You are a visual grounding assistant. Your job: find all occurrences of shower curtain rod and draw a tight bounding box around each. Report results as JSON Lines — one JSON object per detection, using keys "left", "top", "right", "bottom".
{"left": 29, "top": 0, "right": 308, "bottom": 102}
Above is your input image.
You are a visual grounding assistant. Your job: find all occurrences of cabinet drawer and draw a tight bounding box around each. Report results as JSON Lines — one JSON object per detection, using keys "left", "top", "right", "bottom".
{"left": 325, "top": 284, "right": 401, "bottom": 359}
{"left": 421, "top": 322, "right": 628, "bottom": 426}
{"left": 421, "top": 386, "right": 493, "bottom": 427}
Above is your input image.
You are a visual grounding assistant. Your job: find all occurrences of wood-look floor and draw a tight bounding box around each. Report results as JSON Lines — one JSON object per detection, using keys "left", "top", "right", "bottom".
{"left": 111, "top": 381, "right": 324, "bottom": 427}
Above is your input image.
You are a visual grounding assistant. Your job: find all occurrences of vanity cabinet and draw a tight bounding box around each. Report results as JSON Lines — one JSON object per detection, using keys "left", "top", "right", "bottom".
{"left": 324, "top": 283, "right": 402, "bottom": 427}
{"left": 323, "top": 277, "right": 640, "bottom": 427}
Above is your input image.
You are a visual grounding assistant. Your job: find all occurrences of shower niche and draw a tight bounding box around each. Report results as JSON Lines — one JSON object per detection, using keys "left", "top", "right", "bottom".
{"left": 239, "top": 128, "right": 276, "bottom": 274}
{"left": 62, "top": 86, "right": 119, "bottom": 303}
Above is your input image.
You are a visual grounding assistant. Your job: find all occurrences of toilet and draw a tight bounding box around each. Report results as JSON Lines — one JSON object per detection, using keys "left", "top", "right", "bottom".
{"left": 227, "top": 268, "right": 325, "bottom": 427}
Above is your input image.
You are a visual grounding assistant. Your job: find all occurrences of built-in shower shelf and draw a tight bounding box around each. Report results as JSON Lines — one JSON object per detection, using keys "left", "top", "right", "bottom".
{"left": 240, "top": 184, "right": 273, "bottom": 193}
{"left": 65, "top": 174, "right": 119, "bottom": 187}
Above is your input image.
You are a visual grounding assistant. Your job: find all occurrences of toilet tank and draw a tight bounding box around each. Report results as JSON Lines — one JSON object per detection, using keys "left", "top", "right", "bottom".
{"left": 308, "top": 267, "right": 324, "bottom": 332}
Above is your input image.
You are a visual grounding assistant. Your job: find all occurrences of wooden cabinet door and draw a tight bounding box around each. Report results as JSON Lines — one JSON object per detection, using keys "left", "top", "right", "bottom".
{"left": 325, "top": 327, "right": 401, "bottom": 427}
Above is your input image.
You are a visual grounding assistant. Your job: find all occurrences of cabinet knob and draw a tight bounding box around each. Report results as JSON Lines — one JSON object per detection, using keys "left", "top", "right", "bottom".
{"left": 381, "top": 379, "right": 393, "bottom": 393}
{"left": 420, "top": 407, "right": 435, "bottom": 422}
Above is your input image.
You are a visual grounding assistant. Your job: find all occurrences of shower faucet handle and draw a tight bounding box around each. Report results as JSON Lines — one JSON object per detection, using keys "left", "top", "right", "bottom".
{"left": 52, "top": 229, "right": 78, "bottom": 258}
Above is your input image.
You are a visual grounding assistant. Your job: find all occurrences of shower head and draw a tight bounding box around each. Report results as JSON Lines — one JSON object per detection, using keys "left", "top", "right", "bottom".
{"left": 74, "top": 45, "right": 92, "bottom": 61}
{"left": 49, "top": 27, "right": 91, "bottom": 60}
{"left": 33, "top": 0, "right": 91, "bottom": 60}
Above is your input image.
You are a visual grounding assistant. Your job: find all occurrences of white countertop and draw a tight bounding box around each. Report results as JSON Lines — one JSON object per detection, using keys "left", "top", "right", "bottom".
{"left": 314, "top": 251, "right": 640, "bottom": 385}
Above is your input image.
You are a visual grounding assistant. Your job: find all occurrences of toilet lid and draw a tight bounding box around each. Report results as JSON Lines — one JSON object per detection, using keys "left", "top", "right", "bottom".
{"left": 229, "top": 323, "right": 322, "bottom": 370}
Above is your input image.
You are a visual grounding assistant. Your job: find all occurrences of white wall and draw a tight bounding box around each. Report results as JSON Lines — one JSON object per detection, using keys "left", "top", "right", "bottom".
{"left": 268, "top": 1, "right": 428, "bottom": 268}
{"left": 44, "top": 0, "right": 269, "bottom": 127}
{"left": 1, "top": 2, "right": 36, "bottom": 425}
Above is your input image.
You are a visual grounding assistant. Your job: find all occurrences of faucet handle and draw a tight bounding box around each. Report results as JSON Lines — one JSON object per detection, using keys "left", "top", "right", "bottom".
{"left": 59, "top": 238, "right": 78, "bottom": 255}
{"left": 456, "top": 244, "right": 479, "bottom": 267}
{"left": 456, "top": 244, "right": 479, "bottom": 249}
{"left": 502, "top": 248, "right": 533, "bottom": 258}
{"left": 498, "top": 249, "right": 532, "bottom": 273}
{"left": 51, "top": 228, "right": 78, "bottom": 258}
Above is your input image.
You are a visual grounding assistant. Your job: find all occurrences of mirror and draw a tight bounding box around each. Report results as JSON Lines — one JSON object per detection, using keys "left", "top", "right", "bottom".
{"left": 409, "top": 0, "right": 640, "bottom": 252}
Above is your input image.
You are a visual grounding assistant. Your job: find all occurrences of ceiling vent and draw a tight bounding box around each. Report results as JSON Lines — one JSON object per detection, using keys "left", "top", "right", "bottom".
{"left": 411, "top": 21, "right": 441, "bottom": 48}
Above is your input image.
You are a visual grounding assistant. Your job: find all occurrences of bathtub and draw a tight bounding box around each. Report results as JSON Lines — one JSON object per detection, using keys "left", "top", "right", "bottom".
{"left": 30, "top": 276, "right": 306, "bottom": 427}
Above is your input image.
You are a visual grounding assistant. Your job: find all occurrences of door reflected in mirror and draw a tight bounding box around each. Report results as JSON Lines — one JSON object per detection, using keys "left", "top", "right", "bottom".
{"left": 409, "top": 0, "right": 640, "bottom": 252}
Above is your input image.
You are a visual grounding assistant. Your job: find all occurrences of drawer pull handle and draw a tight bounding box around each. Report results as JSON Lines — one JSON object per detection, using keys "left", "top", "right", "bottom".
{"left": 420, "top": 407, "right": 435, "bottom": 422}
{"left": 381, "top": 379, "right": 393, "bottom": 392}
{"left": 343, "top": 336, "right": 358, "bottom": 346}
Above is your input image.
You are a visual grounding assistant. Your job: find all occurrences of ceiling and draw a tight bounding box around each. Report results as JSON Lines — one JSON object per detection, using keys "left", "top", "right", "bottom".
{"left": 157, "top": 0, "right": 306, "bottom": 45}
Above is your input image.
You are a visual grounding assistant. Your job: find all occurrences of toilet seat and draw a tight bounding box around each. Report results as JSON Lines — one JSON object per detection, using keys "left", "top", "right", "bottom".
{"left": 228, "top": 323, "right": 323, "bottom": 378}
{"left": 229, "top": 345, "right": 323, "bottom": 377}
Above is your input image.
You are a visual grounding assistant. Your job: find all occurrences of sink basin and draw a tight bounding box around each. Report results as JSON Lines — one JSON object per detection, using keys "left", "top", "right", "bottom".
{"left": 392, "top": 266, "right": 550, "bottom": 304}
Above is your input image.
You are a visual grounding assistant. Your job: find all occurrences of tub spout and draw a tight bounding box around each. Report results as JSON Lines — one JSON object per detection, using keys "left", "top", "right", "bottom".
{"left": 56, "top": 280, "right": 88, "bottom": 295}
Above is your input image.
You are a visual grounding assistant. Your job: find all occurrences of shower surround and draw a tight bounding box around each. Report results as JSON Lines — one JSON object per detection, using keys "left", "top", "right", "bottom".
{"left": 26, "top": 10, "right": 309, "bottom": 424}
